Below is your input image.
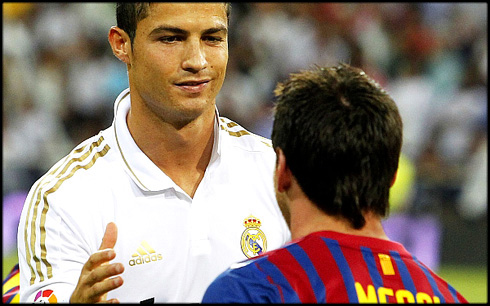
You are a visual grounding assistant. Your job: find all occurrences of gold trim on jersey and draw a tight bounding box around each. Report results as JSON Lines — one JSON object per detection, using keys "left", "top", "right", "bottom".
{"left": 24, "top": 135, "right": 110, "bottom": 284}
{"left": 23, "top": 144, "right": 88, "bottom": 285}
{"left": 219, "top": 118, "right": 272, "bottom": 148}
{"left": 113, "top": 92, "right": 150, "bottom": 191}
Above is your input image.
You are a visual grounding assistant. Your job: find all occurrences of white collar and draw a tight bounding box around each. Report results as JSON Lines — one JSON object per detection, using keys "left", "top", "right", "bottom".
{"left": 112, "top": 88, "right": 221, "bottom": 192}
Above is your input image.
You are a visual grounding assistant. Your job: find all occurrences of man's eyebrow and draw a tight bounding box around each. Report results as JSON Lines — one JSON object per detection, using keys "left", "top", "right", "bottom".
{"left": 149, "top": 26, "right": 188, "bottom": 36}
{"left": 202, "top": 26, "right": 228, "bottom": 35}
{"left": 149, "top": 25, "right": 228, "bottom": 36}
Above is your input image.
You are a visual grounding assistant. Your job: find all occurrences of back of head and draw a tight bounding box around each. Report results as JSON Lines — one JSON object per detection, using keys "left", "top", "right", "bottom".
{"left": 271, "top": 63, "right": 403, "bottom": 229}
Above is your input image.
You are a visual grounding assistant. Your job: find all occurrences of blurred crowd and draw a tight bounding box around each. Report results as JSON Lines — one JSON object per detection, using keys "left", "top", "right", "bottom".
{"left": 3, "top": 3, "right": 487, "bottom": 263}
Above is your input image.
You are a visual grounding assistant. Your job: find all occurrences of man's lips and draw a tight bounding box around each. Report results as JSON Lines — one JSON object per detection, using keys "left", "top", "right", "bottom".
{"left": 175, "top": 79, "right": 210, "bottom": 93}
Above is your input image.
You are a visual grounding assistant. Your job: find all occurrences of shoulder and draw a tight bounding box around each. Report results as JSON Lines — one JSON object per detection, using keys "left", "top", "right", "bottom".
{"left": 218, "top": 117, "right": 274, "bottom": 154}
{"left": 26, "top": 130, "right": 117, "bottom": 205}
{"left": 202, "top": 256, "right": 281, "bottom": 303}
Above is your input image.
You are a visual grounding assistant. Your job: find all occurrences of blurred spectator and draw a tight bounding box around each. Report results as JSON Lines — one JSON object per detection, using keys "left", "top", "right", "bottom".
{"left": 216, "top": 40, "right": 273, "bottom": 132}
{"left": 422, "top": 61, "right": 487, "bottom": 215}
{"left": 386, "top": 59, "right": 437, "bottom": 162}
{"left": 311, "top": 4, "right": 355, "bottom": 68}
{"left": 3, "top": 96, "right": 73, "bottom": 193}
{"left": 457, "top": 135, "right": 487, "bottom": 220}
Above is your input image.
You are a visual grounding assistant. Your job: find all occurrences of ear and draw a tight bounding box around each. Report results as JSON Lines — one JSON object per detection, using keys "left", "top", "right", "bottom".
{"left": 275, "top": 148, "right": 292, "bottom": 193}
{"left": 390, "top": 170, "right": 398, "bottom": 187}
{"left": 108, "top": 26, "right": 132, "bottom": 65}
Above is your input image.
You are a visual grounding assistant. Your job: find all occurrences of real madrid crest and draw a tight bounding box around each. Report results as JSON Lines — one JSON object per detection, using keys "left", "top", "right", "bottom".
{"left": 241, "top": 215, "right": 267, "bottom": 258}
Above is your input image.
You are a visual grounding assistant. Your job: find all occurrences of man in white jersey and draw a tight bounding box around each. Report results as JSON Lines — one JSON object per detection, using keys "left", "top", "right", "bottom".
{"left": 17, "top": 3, "right": 290, "bottom": 303}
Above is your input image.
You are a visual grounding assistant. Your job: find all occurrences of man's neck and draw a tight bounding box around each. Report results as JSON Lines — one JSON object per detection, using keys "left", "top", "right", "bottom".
{"left": 126, "top": 99, "right": 216, "bottom": 198}
{"left": 289, "top": 199, "right": 390, "bottom": 241}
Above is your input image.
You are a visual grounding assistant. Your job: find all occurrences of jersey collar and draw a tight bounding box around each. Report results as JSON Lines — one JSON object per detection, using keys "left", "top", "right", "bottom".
{"left": 112, "top": 88, "right": 221, "bottom": 192}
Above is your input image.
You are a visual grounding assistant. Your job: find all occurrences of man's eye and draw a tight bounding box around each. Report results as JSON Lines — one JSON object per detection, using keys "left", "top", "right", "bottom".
{"left": 159, "top": 36, "right": 182, "bottom": 43}
{"left": 204, "top": 36, "right": 224, "bottom": 43}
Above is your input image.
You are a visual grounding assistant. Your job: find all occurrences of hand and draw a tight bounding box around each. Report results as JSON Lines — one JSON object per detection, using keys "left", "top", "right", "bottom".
{"left": 70, "top": 222, "right": 125, "bottom": 303}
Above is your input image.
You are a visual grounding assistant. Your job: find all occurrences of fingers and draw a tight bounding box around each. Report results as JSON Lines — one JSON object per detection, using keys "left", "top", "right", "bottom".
{"left": 71, "top": 274, "right": 123, "bottom": 303}
{"left": 99, "top": 222, "right": 118, "bottom": 250}
{"left": 98, "top": 299, "right": 120, "bottom": 304}
{"left": 85, "top": 261, "right": 125, "bottom": 287}
{"left": 71, "top": 223, "right": 123, "bottom": 303}
{"left": 84, "top": 249, "right": 117, "bottom": 271}
{"left": 98, "top": 298, "right": 120, "bottom": 304}
{"left": 71, "top": 260, "right": 125, "bottom": 303}
{"left": 90, "top": 274, "right": 124, "bottom": 298}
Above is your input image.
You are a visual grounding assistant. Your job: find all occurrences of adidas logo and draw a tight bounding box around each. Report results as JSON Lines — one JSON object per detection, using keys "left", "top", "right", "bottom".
{"left": 129, "top": 241, "right": 163, "bottom": 266}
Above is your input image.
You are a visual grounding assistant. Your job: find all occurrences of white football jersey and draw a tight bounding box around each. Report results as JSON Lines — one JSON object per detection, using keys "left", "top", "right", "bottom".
{"left": 17, "top": 88, "right": 291, "bottom": 303}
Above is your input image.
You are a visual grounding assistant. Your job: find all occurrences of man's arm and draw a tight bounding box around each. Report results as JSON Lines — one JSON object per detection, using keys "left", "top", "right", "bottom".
{"left": 18, "top": 210, "right": 124, "bottom": 303}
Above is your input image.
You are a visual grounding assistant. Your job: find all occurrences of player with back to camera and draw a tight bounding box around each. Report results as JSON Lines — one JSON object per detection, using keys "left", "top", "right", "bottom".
{"left": 17, "top": 3, "right": 290, "bottom": 303}
{"left": 202, "top": 63, "right": 468, "bottom": 303}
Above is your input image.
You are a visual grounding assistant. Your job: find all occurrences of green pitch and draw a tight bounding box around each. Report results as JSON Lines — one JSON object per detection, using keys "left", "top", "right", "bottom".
{"left": 3, "top": 251, "right": 19, "bottom": 280}
{"left": 438, "top": 264, "right": 488, "bottom": 303}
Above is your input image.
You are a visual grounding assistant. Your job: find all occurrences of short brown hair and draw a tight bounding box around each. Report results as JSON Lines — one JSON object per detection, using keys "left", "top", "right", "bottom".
{"left": 272, "top": 63, "right": 403, "bottom": 229}
{"left": 116, "top": 3, "right": 231, "bottom": 46}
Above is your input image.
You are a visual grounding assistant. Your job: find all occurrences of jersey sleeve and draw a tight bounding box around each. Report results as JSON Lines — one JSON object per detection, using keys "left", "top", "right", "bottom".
{"left": 202, "top": 261, "right": 282, "bottom": 303}
{"left": 17, "top": 179, "right": 97, "bottom": 303}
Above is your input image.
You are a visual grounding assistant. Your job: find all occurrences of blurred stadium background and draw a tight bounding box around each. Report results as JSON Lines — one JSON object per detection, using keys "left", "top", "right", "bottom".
{"left": 3, "top": 3, "right": 487, "bottom": 302}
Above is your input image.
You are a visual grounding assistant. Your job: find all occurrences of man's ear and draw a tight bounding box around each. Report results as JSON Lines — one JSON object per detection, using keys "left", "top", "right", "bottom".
{"left": 108, "top": 26, "right": 132, "bottom": 65}
{"left": 390, "top": 170, "right": 398, "bottom": 187}
{"left": 275, "top": 148, "right": 292, "bottom": 193}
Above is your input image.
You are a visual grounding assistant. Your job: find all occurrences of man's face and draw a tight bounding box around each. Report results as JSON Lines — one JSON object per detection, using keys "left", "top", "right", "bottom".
{"left": 128, "top": 3, "right": 228, "bottom": 125}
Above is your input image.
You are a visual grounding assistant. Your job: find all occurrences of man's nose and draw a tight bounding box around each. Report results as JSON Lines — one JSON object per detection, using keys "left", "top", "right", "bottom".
{"left": 181, "top": 39, "right": 207, "bottom": 73}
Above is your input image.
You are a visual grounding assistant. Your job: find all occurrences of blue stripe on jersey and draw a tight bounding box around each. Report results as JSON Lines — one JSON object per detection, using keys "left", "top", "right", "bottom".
{"left": 390, "top": 251, "right": 417, "bottom": 295}
{"left": 321, "top": 238, "right": 358, "bottom": 303}
{"left": 256, "top": 258, "right": 301, "bottom": 303}
{"left": 412, "top": 256, "right": 446, "bottom": 303}
{"left": 287, "top": 244, "right": 326, "bottom": 302}
{"left": 360, "top": 246, "right": 384, "bottom": 288}
{"left": 447, "top": 283, "right": 461, "bottom": 303}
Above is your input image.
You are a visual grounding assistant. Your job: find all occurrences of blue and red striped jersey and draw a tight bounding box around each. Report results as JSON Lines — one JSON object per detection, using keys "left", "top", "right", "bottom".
{"left": 3, "top": 263, "right": 20, "bottom": 304}
{"left": 202, "top": 231, "right": 468, "bottom": 303}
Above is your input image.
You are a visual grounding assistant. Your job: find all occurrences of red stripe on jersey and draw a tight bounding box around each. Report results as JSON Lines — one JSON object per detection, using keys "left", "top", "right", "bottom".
{"left": 340, "top": 243, "right": 373, "bottom": 289}
{"left": 254, "top": 262, "right": 285, "bottom": 303}
{"left": 375, "top": 253, "right": 407, "bottom": 303}
{"left": 454, "top": 288, "right": 468, "bottom": 303}
{"left": 298, "top": 236, "right": 350, "bottom": 303}
{"left": 401, "top": 256, "right": 435, "bottom": 296}
{"left": 436, "top": 276, "right": 458, "bottom": 302}
{"left": 344, "top": 245, "right": 418, "bottom": 303}
{"left": 3, "top": 286, "right": 19, "bottom": 304}
{"left": 417, "top": 260, "right": 459, "bottom": 303}
{"left": 266, "top": 248, "right": 316, "bottom": 303}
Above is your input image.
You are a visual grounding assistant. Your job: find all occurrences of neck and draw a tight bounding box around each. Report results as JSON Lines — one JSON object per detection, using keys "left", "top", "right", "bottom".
{"left": 127, "top": 98, "right": 216, "bottom": 198}
{"left": 289, "top": 195, "right": 389, "bottom": 241}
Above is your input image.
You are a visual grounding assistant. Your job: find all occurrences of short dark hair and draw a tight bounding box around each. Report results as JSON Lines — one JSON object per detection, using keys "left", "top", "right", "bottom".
{"left": 116, "top": 3, "right": 231, "bottom": 46}
{"left": 271, "top": 63, "right": 403, "bottom": 229}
